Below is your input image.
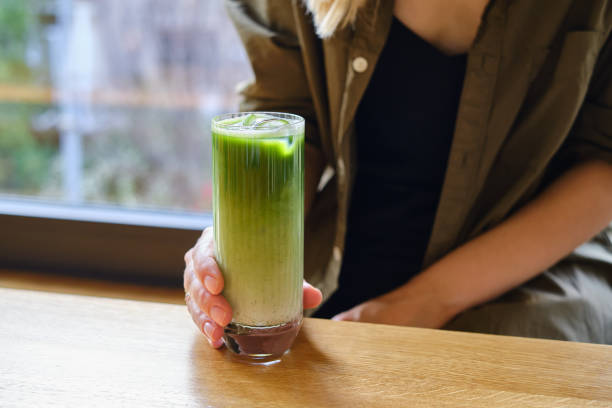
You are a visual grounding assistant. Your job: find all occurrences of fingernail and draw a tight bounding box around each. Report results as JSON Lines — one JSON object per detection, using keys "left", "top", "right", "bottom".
{"left": 204, "top": 276, "right": 218, "bottom": 293}
{"left": 211, "top": 306, "right": 227, "bottom": 326}
{"left": 210, "top": 337, "right": 224, "bottom": 349}
{"left": 203, "top": 321, "right": 214, "bottom": 339}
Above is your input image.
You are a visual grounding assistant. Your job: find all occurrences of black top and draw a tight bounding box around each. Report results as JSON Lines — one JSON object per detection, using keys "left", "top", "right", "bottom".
{"left": 314, "top": 18, "right": 467, "bottom": 318}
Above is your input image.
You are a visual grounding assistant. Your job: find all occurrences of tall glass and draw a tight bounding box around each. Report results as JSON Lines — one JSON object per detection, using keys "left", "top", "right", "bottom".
{"left": 211, "top": 112, "right": 304, "bottom": 362}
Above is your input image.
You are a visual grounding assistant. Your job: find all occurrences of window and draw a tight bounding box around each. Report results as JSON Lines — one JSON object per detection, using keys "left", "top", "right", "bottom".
{"left": 0, "top": 0, "right": 252, "bottom": 279}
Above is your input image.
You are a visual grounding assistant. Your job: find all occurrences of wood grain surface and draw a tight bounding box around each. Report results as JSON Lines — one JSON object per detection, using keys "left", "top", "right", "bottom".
{"left": 1, "top": 287, "right": 611, "bottom": 407}
{"left": 0, "top": 269, "right": 185, "bottom": 304}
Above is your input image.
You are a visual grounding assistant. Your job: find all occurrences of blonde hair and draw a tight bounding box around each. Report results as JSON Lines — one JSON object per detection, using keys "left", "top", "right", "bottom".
{"left": 305, "top": 0, "right": 367, "bottom": 38}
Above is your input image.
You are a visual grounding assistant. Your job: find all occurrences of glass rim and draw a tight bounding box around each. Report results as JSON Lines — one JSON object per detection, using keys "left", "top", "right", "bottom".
{"left": 212, "top": 112, "right": 305, "bottom": 132}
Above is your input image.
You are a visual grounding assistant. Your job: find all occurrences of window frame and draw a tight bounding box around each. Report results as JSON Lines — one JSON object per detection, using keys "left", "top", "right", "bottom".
{"left": 0, "top": 198, "right": 210, "bottom": 283}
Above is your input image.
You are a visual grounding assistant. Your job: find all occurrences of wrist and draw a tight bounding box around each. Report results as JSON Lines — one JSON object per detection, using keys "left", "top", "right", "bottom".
{"left": 397, "top": 268, "right": 466, "bottom": 324}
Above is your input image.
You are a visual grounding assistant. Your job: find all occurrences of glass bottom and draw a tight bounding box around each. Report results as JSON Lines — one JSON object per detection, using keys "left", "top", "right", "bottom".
{"left": 223, "top": 318, "right": 302, "bottom": 364}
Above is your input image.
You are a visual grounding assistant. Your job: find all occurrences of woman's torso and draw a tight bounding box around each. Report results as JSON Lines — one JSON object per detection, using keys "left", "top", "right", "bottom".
{"left": 313, "top": 17, "right": 467, "bottom": 317}
{"left": 225, "top": 0, "right": 612, "bottom": 300}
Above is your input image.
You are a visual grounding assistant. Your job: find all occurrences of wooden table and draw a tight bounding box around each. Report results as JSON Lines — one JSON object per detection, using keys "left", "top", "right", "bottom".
{"left": 2, "top": 288, "right": 611, "bottom": 407}
{"left": 0, "top": 269, "right": 185, "bottom": 305}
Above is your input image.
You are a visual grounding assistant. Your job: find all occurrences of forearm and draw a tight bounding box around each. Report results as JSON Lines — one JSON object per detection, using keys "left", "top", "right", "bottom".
{"left": 402, "top": 160, "right": 612, "bottom": 320}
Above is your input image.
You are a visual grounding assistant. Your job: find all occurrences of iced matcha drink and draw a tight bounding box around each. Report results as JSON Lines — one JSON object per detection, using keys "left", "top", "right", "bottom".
{"left": 211, "top": 112, "right": 304, "bottom": 360}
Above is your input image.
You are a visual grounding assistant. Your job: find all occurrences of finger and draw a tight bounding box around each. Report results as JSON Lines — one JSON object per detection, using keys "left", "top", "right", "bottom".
{"left": 184, "top": 248, "right": 194, "bottom": 265}
{"left": 303, "top": 281, "right": 323, "bottom": 309}
{"left": 193, "top": 229, "right": 224, "bottom": 295}
{"left": 193, "top": 253, "right": 224, "bottom": 295}
{"left": 183, "top": 258, "right": 195, "bottom": 293}
{"left": 185, "top": 293, "right": 225, "bottom": 348}
{"left": 332, "top": 309, "right": 355, "bottom": 322}
{"left": 188, "top": 274, "right": 232, "bottom": 327}
{"left": 196, "top": 226, "right": 215, "bottom": 255}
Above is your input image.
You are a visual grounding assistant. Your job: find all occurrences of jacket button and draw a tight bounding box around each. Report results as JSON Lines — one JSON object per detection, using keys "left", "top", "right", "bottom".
{"left": 352, "top": 56, "right": 368, "bottom": 73}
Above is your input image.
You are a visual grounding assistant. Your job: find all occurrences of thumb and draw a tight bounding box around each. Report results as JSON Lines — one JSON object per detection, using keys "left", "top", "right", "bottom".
{"left": 302, "top": 281, "right": 323, "bottom": 309}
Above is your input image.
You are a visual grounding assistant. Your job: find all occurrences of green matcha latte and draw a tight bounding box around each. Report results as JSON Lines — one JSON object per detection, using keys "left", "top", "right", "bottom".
{"left": 212, "top": 113, "right": 304, "bottom": 328}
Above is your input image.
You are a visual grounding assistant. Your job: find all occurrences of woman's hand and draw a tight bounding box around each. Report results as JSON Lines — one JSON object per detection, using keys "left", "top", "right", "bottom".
{"left": 184, "top": 226, "right": 323, "bottom": 348}
{"left": 331, "top": 282, "right": 456, "bottom": 329}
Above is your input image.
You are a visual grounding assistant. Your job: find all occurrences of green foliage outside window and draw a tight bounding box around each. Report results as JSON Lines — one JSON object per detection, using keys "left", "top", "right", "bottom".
{"left": 0, "top": 103, "right": 58, "bottom": 195}
{"left": 0, "top": 0, "right": 35, "bottom": 84}
{"left": 0, "top": 1, "right": 56, "bottom": 196}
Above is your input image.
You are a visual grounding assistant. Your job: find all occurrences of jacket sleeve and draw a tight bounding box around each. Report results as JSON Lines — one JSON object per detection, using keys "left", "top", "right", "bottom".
{"left": 224, "top": 0, "right": 322, "bottom": 150}
{"left": 561, "top": 30, "right": 612, "bottom": 165}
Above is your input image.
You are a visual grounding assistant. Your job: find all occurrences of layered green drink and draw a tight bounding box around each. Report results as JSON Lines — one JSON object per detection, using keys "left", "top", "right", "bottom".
{"left": 211, "top": 112, "right": 304, "bottom": 361}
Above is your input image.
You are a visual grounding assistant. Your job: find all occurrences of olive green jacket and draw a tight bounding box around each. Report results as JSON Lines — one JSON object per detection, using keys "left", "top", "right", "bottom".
{"left": 226, "top": 0, "right": 612, "bottom": 336}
